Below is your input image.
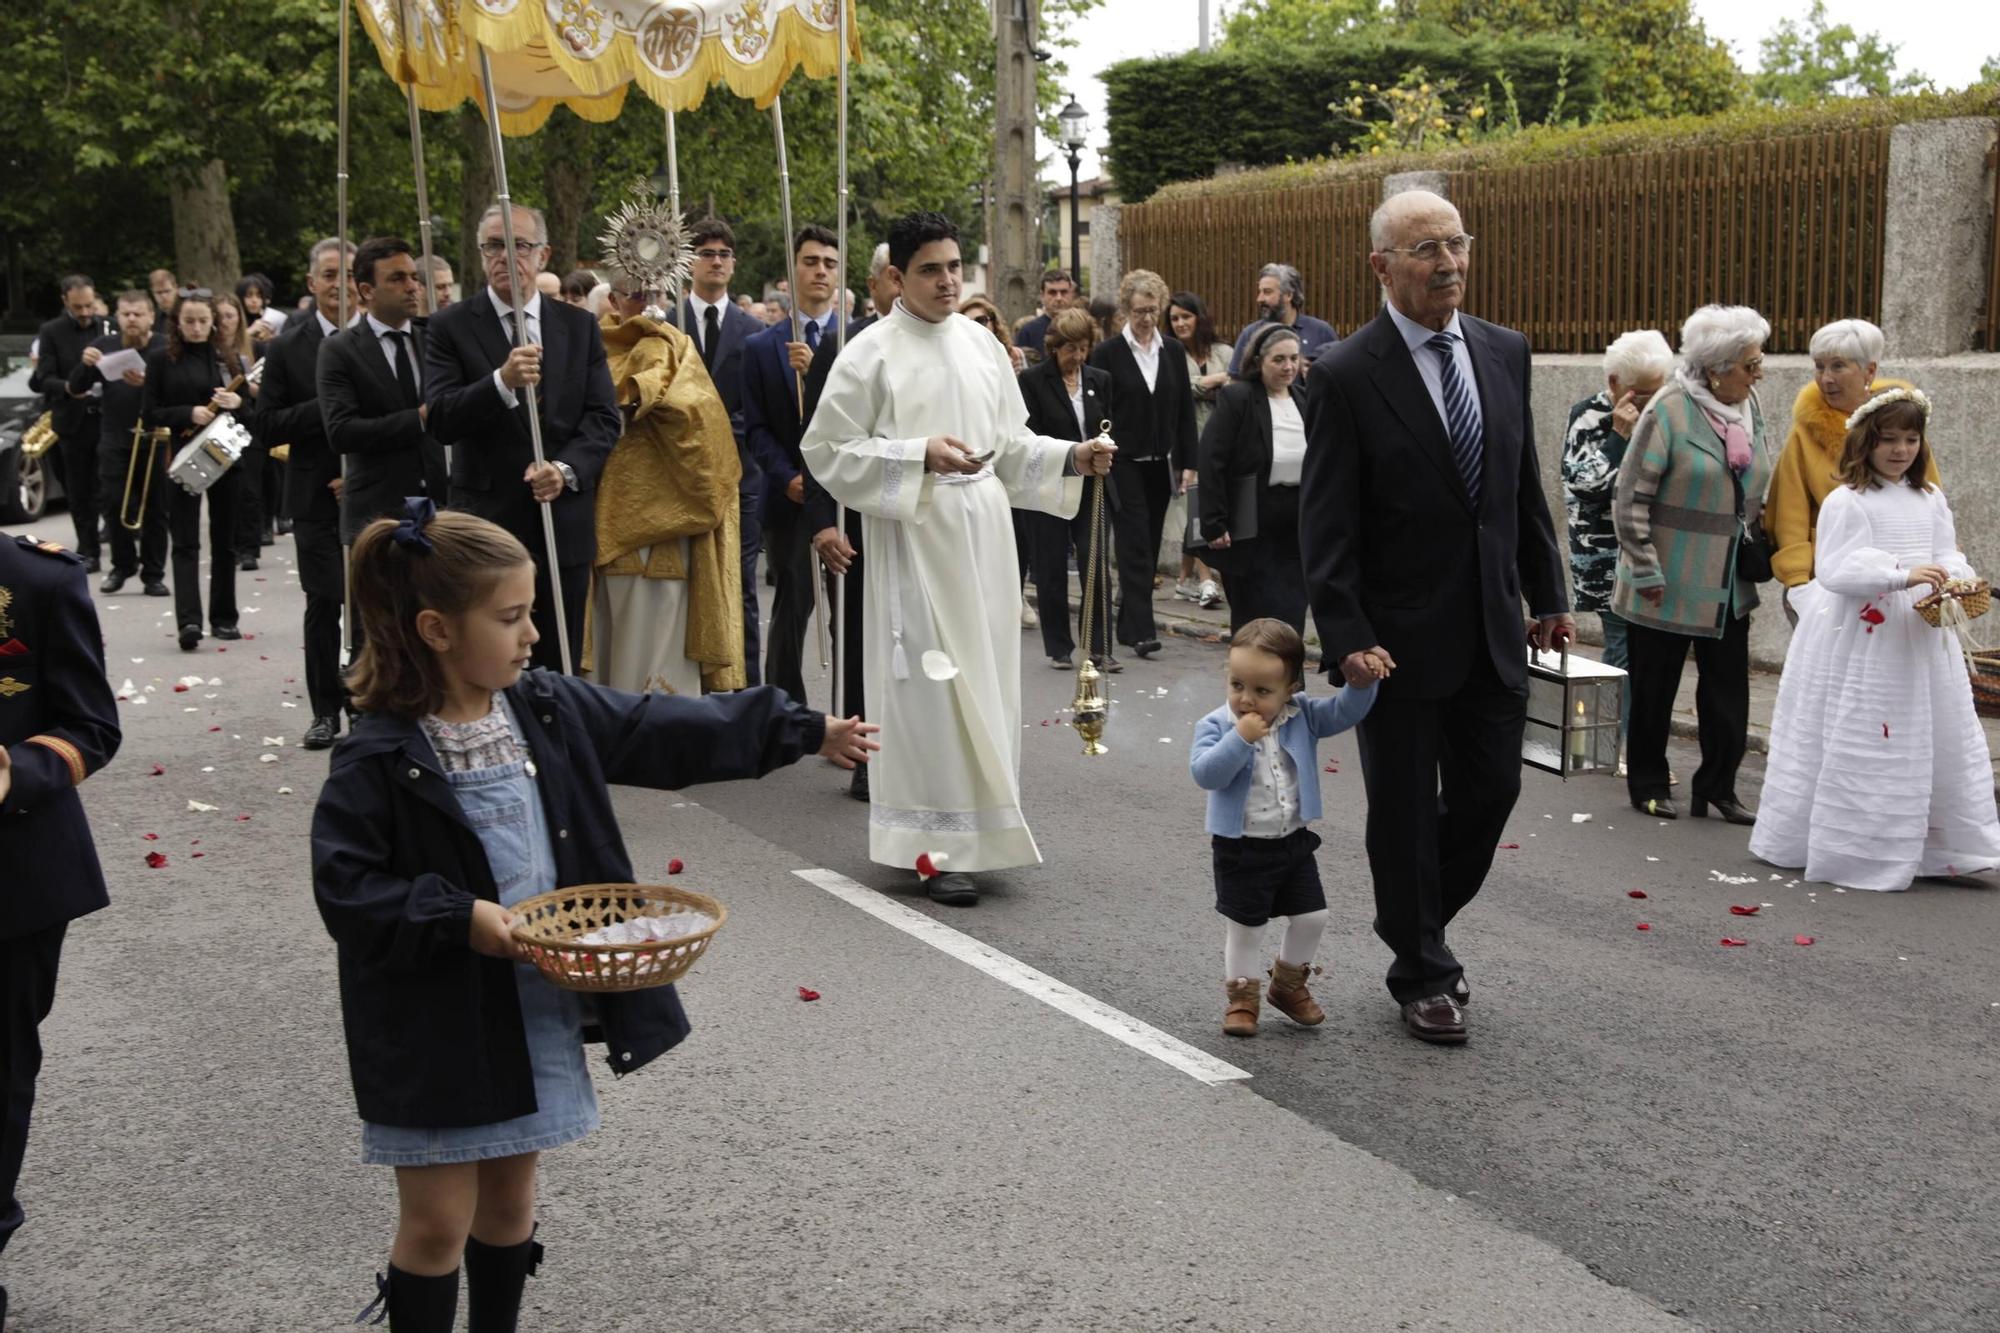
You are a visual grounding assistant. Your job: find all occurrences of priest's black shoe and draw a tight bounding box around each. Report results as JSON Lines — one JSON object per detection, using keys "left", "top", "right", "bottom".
{"left": 925, "top": 872, "right": 979, "bottom": 907}
{"left": 1092, "top": 654, "right": 1123, "bottom": 674}
{"left": 1133, "top": 638, "right": 1162, "bottom": 659}
{"left": 178, "top": 623, "right": 202, "bottom": 651}
{"left": 213, "top": 624, "right": 243, "bottom": 640}
{"left": 1631, "top": 796, "right": 1678, "bottom": 819}
{"left": 83, "top": 555, "right": 100, "bottom": 574}
{"left": 239, "top": 555, "right": 259, "bottom": 571}
{"left": 1050, "top": 655, "right": 1073, "bottom": 670}
{"left": 1691, "top": 795, "right": 1756, "bottom": 825}
{"left": 143, "top": 579, "right": 169, "bottom": 596}
{"left": 100, "top": 572, "right": 129, "bottom": 594}
{"left": 1401, "top": 993, "right": 1468, "bottom": 1044}
{"left": 848, "top": 764, "right": 869, "bottom": 802}
{"left": 302, "top": 715, "right": 340, "bottom": 750}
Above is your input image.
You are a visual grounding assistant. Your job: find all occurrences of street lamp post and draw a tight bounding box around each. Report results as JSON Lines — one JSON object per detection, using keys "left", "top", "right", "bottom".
{"left": 1059, "top": 95, "right": 1089, "bottom": 290}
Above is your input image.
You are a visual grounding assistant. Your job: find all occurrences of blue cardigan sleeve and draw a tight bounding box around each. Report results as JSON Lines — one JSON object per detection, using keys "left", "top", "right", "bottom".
{"left": 1301, "top": 682, "right": 1376, "bottom": 738}
{"left": 1189, "top": 711, "right": 1256, "bottom": 790}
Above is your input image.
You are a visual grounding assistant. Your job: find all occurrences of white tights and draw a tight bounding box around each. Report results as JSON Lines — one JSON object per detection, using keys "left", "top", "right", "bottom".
{"left": 1224, "top": 910, "right": 1328, "bottom": 982}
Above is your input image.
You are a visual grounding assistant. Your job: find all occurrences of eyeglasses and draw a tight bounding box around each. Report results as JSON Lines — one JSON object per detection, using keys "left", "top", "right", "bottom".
{"left": 1731, "top": 357, "right": 1765, "bottom": 375}
{"left": 1128, "top": 305, "right": 1161, "bottom": 318}
{"left": 971, "top": 313, "right": 996, "bottom": 328}
{"left": 477, "top": 239, "right": 544, "bottom": 258}
{"left": 1382, "top": 234, "right": 1476, "bottom": 262}
{"left": 694, "top": 247, "right": 735, "bottom": 261}
{"left": 176, "top": 286, "right": 214, "bottom": 300}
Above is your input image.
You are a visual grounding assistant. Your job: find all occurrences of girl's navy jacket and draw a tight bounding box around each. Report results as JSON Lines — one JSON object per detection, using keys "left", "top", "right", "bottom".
{"left": 311, "top": 670, "right": 827, "bottom": 1128}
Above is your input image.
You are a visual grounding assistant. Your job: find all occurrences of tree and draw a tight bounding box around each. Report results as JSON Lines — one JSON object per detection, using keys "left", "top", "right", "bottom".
{"left": 1972, "top": 53, "right": 1998, "bottom": 86}
{"left": 1401, "top": 0, "right": 1742, "bottom": 120}
{"left": 1220, "top": 0, "right": 1387, "bottom": 47}
{"left": 1752, "top": 2, "right": 1927, "bottom": 104}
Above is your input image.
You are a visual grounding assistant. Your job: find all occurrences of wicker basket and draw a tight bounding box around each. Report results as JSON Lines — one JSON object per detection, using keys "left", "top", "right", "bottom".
{"left": 1915, "top": 579, "right": 1991, "bottom": 628}
{"left": 1971, "top": 651, "right": 2000, "bottom": 719}
{"left": 509, "top": 883, "right": 726, "bottom": 993}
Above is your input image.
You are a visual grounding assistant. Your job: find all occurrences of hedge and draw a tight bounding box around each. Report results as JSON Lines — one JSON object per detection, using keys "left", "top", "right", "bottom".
{"left": 1102, "top": 35, "right": 1608, "bottom": 203}
{"left": 1148, "top": 86, "right": 2000, "bottom": 202}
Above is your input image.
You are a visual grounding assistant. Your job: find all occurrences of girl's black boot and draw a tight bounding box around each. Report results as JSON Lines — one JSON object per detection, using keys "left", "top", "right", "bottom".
{"left": 463, "top": 1227, "right": 544, "bottom": 1333}
{"left": 354, "top": 1264, "right": 460, "bottom": 1331}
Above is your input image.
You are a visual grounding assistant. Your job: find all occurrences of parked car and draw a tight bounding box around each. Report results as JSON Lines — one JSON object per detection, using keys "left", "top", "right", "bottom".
{"left": 0, "top": 351, "right": 66, "bottom": 524}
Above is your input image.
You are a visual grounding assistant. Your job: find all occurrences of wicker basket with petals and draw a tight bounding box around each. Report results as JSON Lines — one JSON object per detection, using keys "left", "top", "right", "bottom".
{"left": 509, "top": 883, "right": 726, "bottom": 993}
{"left": 1915, "top": 578, "right": 1990, "bottom": 628}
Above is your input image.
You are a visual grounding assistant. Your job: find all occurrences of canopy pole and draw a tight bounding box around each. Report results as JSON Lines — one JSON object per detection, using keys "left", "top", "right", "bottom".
{"left": 831, "top": 0, "right": 851, "bottom": 719}
{"left": 337, "top": 0, "right": 356, "bottom": 661}
{"left": 770, "top": 94, "right": 826, "bottom": 674}
{"left": 664, "top": 108, "right": 682, "bottom": 220}
{"left": 477, "top": 45, "right": 574, "bottom": 676}
{"left": 403, "top": 0, "right": 436, "bottom": 317}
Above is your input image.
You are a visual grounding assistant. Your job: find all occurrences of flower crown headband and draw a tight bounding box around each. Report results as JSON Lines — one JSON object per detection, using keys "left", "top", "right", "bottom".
{"left": 1846, "top": 386, "right": 1931, "bottom": 432}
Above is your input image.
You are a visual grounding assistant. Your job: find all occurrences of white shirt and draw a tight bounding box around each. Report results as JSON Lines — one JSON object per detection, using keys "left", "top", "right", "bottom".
{"left": 1241, "top": 705, "right": 1304, "bottom": 839}
{"left": 314, "top": 310, "right": 340, "bottom": 339}
{"left": 484, "top": 288, "right": 542, "bottom": 407}
{"left": 1122, "top": 323, "right": 1161, "bottom": 393}
{"left": 1067, "top": 378, "right": 1086, "bottom": 436}
{"left": 687, "top": 292, "right": 729, "bottom": 353}
{"left": 364, "top": 312, "right": 420, "bottom": 392}
{"left": 1268, "top": 393, "right": 1306, "bottom": 487}
{"left": 1386, "top": 302, "right": 1482, "bottom": 447}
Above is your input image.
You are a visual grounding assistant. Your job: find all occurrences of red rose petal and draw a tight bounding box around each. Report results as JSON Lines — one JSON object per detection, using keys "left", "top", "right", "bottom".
{"left": 143, "top": 833, "right": 159, "bottom": 841}
{"left": 1729, "top": 904, "right": 1760, "bottom": 916}
{"left": 172, "top": 683, "right": 189, "bottom": 693}
{"left": 1628, "top": 889, "right": 1648, "bottom": 899}
{"left": 235, "top": 814, "right": 251, "bottom": 822}
{"left": 797, "top": 986, "right": 820, "bottom": 1002}
{"left": 1882, "top": 723, "right": 1890, "bottom": 739}
{"left": 1323, "top": 761, "right": 1339, "bottom": 773}
{"left": 667, "top": 858, "right": 684, "bottom": 875}
{"left": 1794, "top": 934, "right": 1815, "bottom": 946}
{"left": 208, "top": 726, "right": 222, "bottom": 732}
{"left": 191, "top": 852, "right": 205, "bottom": 859}
{"left": 1497, "top": 842, "right": 1520, "bottom": 850}
{"left": 144, "top": 851, "right": 168, "bottom": 868}
{"left": 148, "top": 763, "right": 165, "bottom": 776}
{"left": 1720, "top": 937, "right": 1750, "bottom": 947}
{"left": 1636, "top": 922, "right": 1652, "bottom": 931}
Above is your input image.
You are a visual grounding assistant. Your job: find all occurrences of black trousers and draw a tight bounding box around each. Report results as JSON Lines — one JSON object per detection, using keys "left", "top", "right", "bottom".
{"left": 1624, "top": 612, "right": 1751, "bottom": 805}
{"left": 1216, "top": 484, "right": 1307, "bottom": 636}
{"left": 293, "top": 516, "right": 347, "bottom": 716}
{"left": 737, "top": 457, "right": 763, "bottom": 687}
{"left": 97, "top": 431, "right": 169, "bottom": 582}
{"left": 1025, "top": 478, "right": 1112, "bottom": 662}
{"left": 233, "top": 446, "right": 273, "bottom": 554}
{"left": 763, "top": 500, "right": 817, "bottom": 705}
{"left": 55, "top": 428, "right": 101, "bottom": 558}
{"left": 1108, "top": 456, "right": 1171, "bottom": 646}
{"left": 529, "top": 558, "right": 590, "bottom": 677}
{"left": 0, "top": 923, "right": 66, "bottom": 1258}
{"left": 1355, "top": 648, "right": 1527, "bottom": 1005}
{"left": 169, "top": 468, "right": 240, "bottom": 632}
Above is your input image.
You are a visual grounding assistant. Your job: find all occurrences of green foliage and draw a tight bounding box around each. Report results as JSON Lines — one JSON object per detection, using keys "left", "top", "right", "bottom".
{"left": 1219, "top": 0, "right": 1388, "bottom": 47}
{"left": 1103, "top": 34, "right": 1604, "bottom": 201}
{"left": 1752, "top": 2, "right": 1927, "bottom": 105}
{"left": 1334, "top": 68, "right": 1491, "bottom": 154}
{"left": 1149, "top": 85, "right": 2000, "bottom": 201}
{"left": 1399, "top": 0, "right": 1742, "bottom": 121}
{"left": 1982, "top": 55, "right": 2000, "bottom": 86}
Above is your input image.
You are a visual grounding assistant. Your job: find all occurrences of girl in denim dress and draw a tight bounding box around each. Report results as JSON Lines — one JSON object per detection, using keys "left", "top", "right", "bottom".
{"left": 313, "top": 503, "right": 876, "bottom": 1331}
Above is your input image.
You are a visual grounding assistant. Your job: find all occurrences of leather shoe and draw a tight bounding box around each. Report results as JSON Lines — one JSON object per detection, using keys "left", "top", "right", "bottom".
{"left": 1401, "top": 993, "right": 1468, "bottom": 1044}
{"left": 1051, "top": 656, "right": 1073, "bottom": 670}
{"left": 302, "top": 715, "right": 340, "bottom": 750}
{"left": 178, "top": 623, "right": 202, "bottom": 651}
{"left": 1134, "top": 638, "right": 1162, "bottom": 659}
{"left": 239, "top": 556, "right": 259, "bottom": 572}
{"left": 1092, "top": 654, "right": 1123, "bottom": 674}
{"left": 848, "top": 764, "right": 869, "bottom": 802}
{"left": 925, "top": 872, "right": 979, "bottom": 907}
{"left": 100, "top": 572, "right": 128, "bottom": 594}
{"left": 1692, "top": 795, "right": 1756, "bottom": 825}
{"left": 83, "top": 555, "right": 100, "bottom": 574}
{"left": 1631, "top": 796, "right": 1679, "bottom": 819}
{"left": 213, "top": 624, "right": 243, "bottom": 641}
{"left": 142, "top": 580, "right": 169, "bottom": 596}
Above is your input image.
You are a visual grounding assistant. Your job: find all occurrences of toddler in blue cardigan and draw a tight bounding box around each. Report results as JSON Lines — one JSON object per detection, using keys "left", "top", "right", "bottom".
{"left": 1189, "top": 619, "right": 1376, "bottom": 1036}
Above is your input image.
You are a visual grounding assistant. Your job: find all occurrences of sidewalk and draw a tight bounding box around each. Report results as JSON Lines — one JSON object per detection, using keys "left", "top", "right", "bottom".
{"left": 1056, "top": 572, "right": 2000, "bottom": 780}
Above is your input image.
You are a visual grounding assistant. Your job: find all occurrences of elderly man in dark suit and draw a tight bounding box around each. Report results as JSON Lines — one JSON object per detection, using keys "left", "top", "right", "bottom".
{"left": 423, "top": 203, "right": 620, "bottom": 673}
{"left": 1300, "top": 189, "right": 1571, "bottom": 1046}
{"left": 668, "top": 216, "right": 769, "bottom": 685}
{"left": 260, "top": 238, "right": 355, "bottom": 735}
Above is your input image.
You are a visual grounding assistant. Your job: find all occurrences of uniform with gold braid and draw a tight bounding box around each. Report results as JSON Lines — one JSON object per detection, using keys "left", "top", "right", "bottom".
{"left": 0, "top": 534, "right": 121, "bottom": 1306}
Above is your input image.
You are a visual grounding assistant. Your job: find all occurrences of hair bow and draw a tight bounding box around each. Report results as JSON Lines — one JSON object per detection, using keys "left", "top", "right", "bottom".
{"left": 391, "top": 496, "right": 436, "bottom": 553}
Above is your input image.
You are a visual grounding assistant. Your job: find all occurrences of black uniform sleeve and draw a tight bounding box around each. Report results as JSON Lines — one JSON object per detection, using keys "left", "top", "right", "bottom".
{"left": 561, "top": 676, "right": 826, "bottom": 789}
{"left": 2, "top": 552, "right": 121, "bottom": 816}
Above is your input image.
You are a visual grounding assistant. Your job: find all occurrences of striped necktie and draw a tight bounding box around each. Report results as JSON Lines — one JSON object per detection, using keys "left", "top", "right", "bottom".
{"left": 1425, "top": 331, "right": 1483, "bottom": 504}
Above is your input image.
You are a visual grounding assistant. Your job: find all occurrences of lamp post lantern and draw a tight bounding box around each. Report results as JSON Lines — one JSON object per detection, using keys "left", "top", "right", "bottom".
{"left": 1058, "top": 95, "right": 1089, "bottom": 289}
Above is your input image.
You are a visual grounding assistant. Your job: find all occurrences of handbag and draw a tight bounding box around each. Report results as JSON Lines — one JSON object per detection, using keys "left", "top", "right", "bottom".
{"left": 1735, "top": 519, "right": 1773, "bottom": 584}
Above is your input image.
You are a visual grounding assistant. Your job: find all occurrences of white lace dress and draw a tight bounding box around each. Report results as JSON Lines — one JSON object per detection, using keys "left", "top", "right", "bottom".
{"left": 1750, "top": 482, "right": 2000, "bottom": 891}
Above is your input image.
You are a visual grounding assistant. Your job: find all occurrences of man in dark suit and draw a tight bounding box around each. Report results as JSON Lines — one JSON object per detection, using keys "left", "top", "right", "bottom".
{"left": 0, "top": 534, "right": 122, "bottom": 1328}
{"left": 423, "top": 202, "right": 620, "bottom": 674}
{"left": 666, "top": 216, "right": 768, "bottom": 684}
{"left": 1011, "top": 268, "right": 1076, "bottom": 364}
{"left": 259, "top": 237, "right": 355, "bottom": 735}
{"left": 1300, "top": 189, "right": 1571, "bottom": 1046}
{"left": 744, "top": 224, "right": 841, "bottom": 704}
{"left": 314, "top": 236, "right": 447, "bottom": 747}
{"left": 29, "top": 275, "right": 108, "bottom": 572}
{"left": 1087, "top": 269, "right": 1196, "bottom": 660}
{"left": 70, "top": 291, "right": 167, "bottom": 595}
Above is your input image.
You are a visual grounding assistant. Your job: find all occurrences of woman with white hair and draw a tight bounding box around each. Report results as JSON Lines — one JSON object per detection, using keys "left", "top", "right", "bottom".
{"left": 1612, "top": 305, "right": 1776, "bottom": 823}
{"left": 1562, "top": 329, "right": 1673, "bottom": 724}
{"left": 1764, "top": 318, "right": 1933, "bottom": 617}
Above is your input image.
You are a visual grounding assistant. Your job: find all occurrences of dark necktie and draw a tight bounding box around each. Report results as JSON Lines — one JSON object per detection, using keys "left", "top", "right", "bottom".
{"left": 386, "top": 329, "right": 418, "bottom": 408}
{"left": 1425, "top": 331, "right": 1484, "bottom": 504}
{"left": 804, "top": 318, "right": 821, "bottom": 352}
{"left": 703, "top": 304, "right": 721, "bottom": 371}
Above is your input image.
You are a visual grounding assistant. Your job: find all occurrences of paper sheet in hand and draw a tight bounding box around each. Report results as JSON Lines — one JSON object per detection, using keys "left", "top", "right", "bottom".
{"left": 96, "top": 348, "right": 146, "bottom": 380}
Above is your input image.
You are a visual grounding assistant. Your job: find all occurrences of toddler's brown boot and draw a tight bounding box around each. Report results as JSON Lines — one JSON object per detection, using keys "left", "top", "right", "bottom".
{"left": 1267, "top": 960, "right": 1326, "bottom": 1026}
{"left": 1223, "top": 977, "right": 1261, "bottom": 1037}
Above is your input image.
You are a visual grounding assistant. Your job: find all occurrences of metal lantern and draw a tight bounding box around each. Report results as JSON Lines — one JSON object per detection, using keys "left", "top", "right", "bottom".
{"left": 1523, "top": 646, "right": 1626, "bottom": 778}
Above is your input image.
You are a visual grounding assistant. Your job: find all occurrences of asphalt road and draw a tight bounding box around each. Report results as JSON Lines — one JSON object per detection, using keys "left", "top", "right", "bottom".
{"left": 7, "top": 519, "right": 1998, "bottom": 1332}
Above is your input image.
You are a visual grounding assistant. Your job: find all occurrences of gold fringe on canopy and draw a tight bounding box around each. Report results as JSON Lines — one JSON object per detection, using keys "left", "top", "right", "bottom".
{"left": 356, "top": 0, "right": 861, "bottom": 135}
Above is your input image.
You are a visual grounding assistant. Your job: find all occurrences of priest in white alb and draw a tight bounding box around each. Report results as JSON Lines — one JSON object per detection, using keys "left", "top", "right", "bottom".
{"left": 801, "top": 212, "right": 1116, "bottom": 905}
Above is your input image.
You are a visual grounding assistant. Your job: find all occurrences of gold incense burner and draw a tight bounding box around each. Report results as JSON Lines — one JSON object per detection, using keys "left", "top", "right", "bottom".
{"left": 1071, "top": 419, "right": 1115, "bottom": 756}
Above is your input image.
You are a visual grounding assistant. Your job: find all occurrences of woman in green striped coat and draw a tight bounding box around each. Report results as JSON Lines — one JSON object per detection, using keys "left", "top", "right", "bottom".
{"left": 1612, "top": 305, "right": 1775, "bottom": 824}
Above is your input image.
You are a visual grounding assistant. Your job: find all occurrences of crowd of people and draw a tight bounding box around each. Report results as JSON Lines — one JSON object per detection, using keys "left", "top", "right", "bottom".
{"left": 9, "top": 184, "right": 1998, "bottom": 1330}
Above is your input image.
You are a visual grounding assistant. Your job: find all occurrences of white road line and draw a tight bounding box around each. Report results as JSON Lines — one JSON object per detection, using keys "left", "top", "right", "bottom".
{"left": 793, "top": 868, "right": 1251, "bottom": 1086}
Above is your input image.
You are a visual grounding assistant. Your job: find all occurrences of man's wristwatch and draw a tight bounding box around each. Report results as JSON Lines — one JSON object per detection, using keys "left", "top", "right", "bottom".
{"left": 554, "top": 461, "right": 578, "bottom": 492}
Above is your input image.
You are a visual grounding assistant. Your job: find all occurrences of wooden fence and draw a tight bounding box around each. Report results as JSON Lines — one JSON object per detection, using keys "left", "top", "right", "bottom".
{"left": 1122, "top": 128, "right": 1894, "bottom": 355}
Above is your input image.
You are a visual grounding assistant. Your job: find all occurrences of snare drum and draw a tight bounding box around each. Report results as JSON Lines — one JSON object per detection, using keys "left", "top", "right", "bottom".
{"left": 167, "top": 414, "right": 253, "bottom": 495}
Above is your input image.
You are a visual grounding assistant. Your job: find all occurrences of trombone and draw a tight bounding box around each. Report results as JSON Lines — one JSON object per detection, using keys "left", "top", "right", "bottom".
{"left": 120, "top": 421, "right": 169, "bottom": 531}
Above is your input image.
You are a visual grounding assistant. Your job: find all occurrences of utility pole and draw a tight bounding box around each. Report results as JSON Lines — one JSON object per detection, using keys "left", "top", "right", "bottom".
{"left": 992, "top": 0, "right": 1042, "bottom": 328}
{"left": 1199, "top": 0, "right": 1211, "bottom": 52}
